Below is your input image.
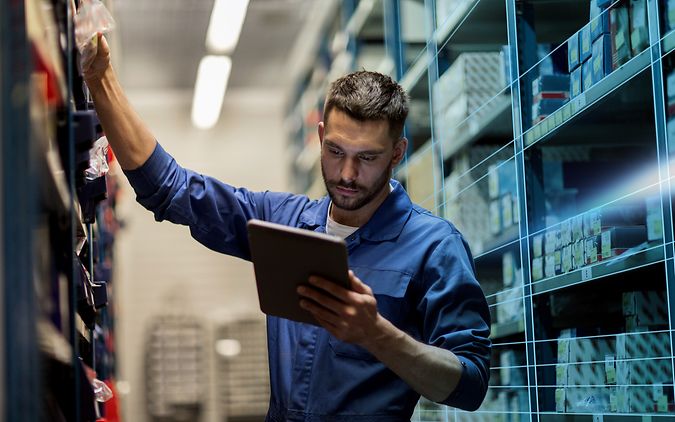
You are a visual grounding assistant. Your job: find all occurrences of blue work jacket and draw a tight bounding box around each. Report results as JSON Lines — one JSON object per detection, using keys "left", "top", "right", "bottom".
{"left": 125, "top": 143, "right": 491, "bottom": 421}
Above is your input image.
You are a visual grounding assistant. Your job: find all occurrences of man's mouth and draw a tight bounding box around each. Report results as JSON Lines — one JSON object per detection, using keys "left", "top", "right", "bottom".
{"left": 335, "top": 185, "right": 358, "bottom": 196}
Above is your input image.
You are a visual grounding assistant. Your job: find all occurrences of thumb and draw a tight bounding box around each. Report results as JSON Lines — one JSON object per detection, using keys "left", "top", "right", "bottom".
{"left": 348, "top": 270, "right": 372, "bottom": 295}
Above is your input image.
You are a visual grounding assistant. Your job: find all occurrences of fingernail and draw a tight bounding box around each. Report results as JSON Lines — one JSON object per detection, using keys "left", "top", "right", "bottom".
{"left": 297, "top": 286, "right": 305, "bottom": 294}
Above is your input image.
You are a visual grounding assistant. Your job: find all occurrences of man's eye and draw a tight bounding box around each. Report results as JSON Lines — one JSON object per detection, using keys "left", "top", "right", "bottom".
{"left": 329, "top": 148, "right": 343, "bottom": 156}
{"left": 359, "top": 155, "right": 375, "bottom": 161}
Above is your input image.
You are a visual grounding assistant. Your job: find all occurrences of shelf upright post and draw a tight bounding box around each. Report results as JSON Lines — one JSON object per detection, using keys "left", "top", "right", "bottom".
{"left": 343, "top": 0, "right": 358, "bottom": 63}
{"left": 65, "top": 0, "right": 81, "bottom": 419}
{"left": 1, "top": 0, "right": 39, "bottom": 420}
{"left": 646, "top": 0, "right": 675, "bottom": 389}
{"left": 423, "top": 0, "right": 443, "bottom": 216}
{"left": 506, "top": 0, "right": 540, "bottom": 419}
{"left": 384, "top": 0, "right": 404, "bottom": 81}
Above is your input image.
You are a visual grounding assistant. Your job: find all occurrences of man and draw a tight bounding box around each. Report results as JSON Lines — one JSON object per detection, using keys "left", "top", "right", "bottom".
{"left": 83, "top": 34, "right": 491, "bottom": 421}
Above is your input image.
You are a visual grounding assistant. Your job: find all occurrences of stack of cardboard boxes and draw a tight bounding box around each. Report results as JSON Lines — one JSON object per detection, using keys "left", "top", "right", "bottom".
{"left": 432, "top": 52, "right": 506, "bottom": 147}
{"left": 555, "top": 291, "right": 672, "bottom": 413}
{"left": 531, "top": 197, "right": 661, "bottom": 282}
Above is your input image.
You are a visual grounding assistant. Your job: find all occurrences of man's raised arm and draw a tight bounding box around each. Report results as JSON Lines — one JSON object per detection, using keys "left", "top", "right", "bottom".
{"left": 82, "top": 33, "right": 157, "bottom": 170}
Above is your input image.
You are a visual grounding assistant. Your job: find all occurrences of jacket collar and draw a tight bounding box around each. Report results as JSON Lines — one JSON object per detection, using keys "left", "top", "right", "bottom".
{"left": 298, "top": 179, "right": 413, "bottom": 241}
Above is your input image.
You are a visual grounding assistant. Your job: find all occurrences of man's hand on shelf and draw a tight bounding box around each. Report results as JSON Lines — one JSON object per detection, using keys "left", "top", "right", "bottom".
{"left": 81, "top": 32, "right": 111, "bottom": 84}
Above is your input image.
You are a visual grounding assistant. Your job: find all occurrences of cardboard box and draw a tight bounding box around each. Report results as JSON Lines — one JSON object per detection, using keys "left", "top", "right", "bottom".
{"left": 502, "top": 251, "right": 516, "bottom": 286}
{"left": 668, "top": 117, "right": 675, "bottom": 153}
{"left": 490, "top": 199, "right": 501, "bottom": 235}
{"left": 488, "top": 164, "right": 499, "bottom": 199}
{"left": 585, "top": 235, "right": 600, "bottom": 264}
{"left": 545, "top": 229, "right": 559, "bottom": 254}
{"left": 556, "top": 364, "right": 568, "bottom": 386}
{"left": 532, "top": 256, "right": 544, "bottom": 281}
{"left": 629, "top": 0, "right": 648, "bottom": 56}
{"left": 646, "top": 196, "right": 663, "bottom": 241}
{"left": 616, "top": 331, "right": 671, "bottom": 360}
{"left": 532, "top": 233, "right": 544, "bottom": 258}
{"left": 496, "top": 286, "right": 523, "bottom": 323}
{"left": 573, "top": 240, "right": 585, "bottom": 269}
{"left": 502, "top": 193, "right": 514, "bottom": 228}
{"left": 563, "top": 387, "right": 610, "bottom": 412}
{"left": 432, "top": 52, "right": 505, "bottom": 113}
{"left": 562, "top": 245, "right": 572, "bottom": 273}
{"left": 567, "top": 361, "right": 609, "bottom": 386}
{"left": 545, "top": 253, "right": 556, "bottom": 278}
{"left": 582, "top": 58, "right": 594, "bottom": 91}
{"left": 580, "top": 24, "right": 593, "bottom": 62}
{"left": 570, "top": 66, "right": 582, "bottom": 98}
{"left": 568, "top": 31, "right": 580, "bottom": 71}
{"left": 666, "top": 0, "right": 675, "bottom": 32}
{"left": 555, "top": 388, "right": 566, "bottom": 412}
{"left": 558, "top": 331, "right": 575, "bottom": 364}
{"left": 610, "top": 3, "right": 632, "bottom": 69}
{"left": 569, "top": 336, "right": 615, "bottom": 363}
{"left": 590, "top": 0, "right": 610, "bottom": 40}
{"left": 622, "top": 290, "right": 668, "bottom": 326}
{"left": 561, "top": 220, "right": 572, "bottom": 245}
{"left": 592, "top": 34, "right": 612, "bottom": 81}
{"left": 572, "top": 215, "right": 584, "bottom": 241}
{"left": 500, "top": 350, "right": 526, "bottom": 386}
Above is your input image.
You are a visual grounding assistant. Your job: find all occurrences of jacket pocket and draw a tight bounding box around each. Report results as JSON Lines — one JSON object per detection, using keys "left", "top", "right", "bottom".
{"left": 327, "top": 268, "right": 413, "bottom": 361}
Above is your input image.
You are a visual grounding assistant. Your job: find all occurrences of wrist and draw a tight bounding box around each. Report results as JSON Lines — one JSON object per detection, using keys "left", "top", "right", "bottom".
{"left": 84, "top": 64, "right": 114, "bottom": 91}
{"left": 361, "top": 315, "right": 404, "bottom": 354}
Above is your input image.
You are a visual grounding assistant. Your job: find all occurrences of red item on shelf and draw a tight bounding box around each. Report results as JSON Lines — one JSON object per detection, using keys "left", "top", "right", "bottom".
{"left": 102, "top": 379, "right": 121, "bottom": 422}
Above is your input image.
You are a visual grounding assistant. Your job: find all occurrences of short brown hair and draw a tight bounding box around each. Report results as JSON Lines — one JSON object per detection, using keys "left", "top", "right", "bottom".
{"left": 324, "top": 70, "right": 409, "bottom": 140}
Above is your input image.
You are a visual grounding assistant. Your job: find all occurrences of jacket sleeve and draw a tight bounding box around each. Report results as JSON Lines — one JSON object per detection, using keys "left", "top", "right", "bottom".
{"left": 417, "top": 233, "right": 492, "bottom": 411}
{"left": 123, "top": 142, "right": 302, "bottom": 260}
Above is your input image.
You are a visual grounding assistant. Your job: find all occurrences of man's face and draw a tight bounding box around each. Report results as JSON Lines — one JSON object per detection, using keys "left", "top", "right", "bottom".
{"left": 319, "top": 110, "right": 406, "bottom": 215}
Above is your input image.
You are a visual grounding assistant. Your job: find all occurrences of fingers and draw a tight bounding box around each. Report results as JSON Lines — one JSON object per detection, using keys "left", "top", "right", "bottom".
{"left": 297, "top": 285, "right": 346, "bottom": 314}
{"left": 299, "top": 298, "right": 339, "bottom": 327}
{"left": 99, "top": 33, "right": 110, "bottom": 55}
{"left": 307, "top": 276, "right": 352, "bottom": 302}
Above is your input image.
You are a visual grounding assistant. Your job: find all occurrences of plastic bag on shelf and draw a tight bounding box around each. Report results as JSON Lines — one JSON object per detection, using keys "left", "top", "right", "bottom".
{"left": 74, "top": 0, "right": 115, "bottom": 54}
{"left": 92, "top": 378, "right": 114, "bottom": 402}
{"left": 85, "top": 136, "right": 109, "bottom": 181}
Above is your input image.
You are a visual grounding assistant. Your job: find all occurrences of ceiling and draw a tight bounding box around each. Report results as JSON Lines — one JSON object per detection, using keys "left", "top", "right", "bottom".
{"left": 113, "top": 0, "right": 313, "bottom": 91}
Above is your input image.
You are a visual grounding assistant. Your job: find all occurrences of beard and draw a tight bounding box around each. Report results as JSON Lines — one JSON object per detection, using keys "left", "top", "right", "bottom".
{"left": 321, "top": 161, "right": 393, "bottom": 212}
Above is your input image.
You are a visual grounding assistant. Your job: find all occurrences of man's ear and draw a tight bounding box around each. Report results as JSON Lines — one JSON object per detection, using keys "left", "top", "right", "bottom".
{"left": 392, "top": 137, "right": 408, "bottom": 165}
{"left": 318, "top": 121, "right": 325, "bottom": 146}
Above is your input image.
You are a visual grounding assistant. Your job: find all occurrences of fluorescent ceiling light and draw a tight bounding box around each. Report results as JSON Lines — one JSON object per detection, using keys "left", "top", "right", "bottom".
{"left": 206, "top": 0, "right": 250, "bottom": 54}
{"left": 191, "top": 55, "right": 232, "bottom": 130}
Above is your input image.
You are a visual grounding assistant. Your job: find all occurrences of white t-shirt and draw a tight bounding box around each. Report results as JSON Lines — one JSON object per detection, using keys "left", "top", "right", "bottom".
{"left": 326, "top": 210, "right": 359, "bottom": 238}
{"left": 325, "top": 184, "right": 393, "bottom": 238}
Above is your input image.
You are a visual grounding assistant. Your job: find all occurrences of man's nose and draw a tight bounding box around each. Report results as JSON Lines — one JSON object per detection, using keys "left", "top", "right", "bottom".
{"left": 341, "top": 158, "right": 358, "bottom": 182}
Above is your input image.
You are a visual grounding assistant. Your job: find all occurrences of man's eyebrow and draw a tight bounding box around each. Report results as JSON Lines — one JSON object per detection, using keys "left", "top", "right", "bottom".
{"left": 324, "top": 140, "right": 386, "bottom": 155}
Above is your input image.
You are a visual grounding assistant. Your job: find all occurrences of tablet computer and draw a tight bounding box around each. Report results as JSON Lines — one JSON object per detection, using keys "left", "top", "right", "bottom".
{"left": 246, "top": 219, "right": 350, "bottom": 326}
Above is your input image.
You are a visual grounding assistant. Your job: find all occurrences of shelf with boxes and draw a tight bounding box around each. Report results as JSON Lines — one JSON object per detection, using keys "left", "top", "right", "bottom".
{"left": 528, "top": 188, "right": 665, "bottom": 293}
{"left": 285, "top": 0, "right": 675, "bottom": 419}
{"left": 520, "top": 0, "right": 651, "bottom": 146}
{"left": 531, "top": 262, "right": 672, "bottom": 415}
{"left": 4, "top": 0, "right": 124, "bottom": 419}
{"left": 661, "top": 0, "right": 675, "bottom": 54}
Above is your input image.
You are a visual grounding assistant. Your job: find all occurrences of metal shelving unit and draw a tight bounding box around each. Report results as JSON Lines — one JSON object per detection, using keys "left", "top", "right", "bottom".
{"left": 2, "top": 0, "right": 122, "bottom": 420}
{"left": 286, "top": 0, "right": 675, "bottom": 419}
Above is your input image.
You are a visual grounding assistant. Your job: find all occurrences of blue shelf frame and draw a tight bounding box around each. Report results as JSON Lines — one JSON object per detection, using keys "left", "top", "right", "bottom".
{"left": 1, "top": 0, "right": 39, "bottom": 421}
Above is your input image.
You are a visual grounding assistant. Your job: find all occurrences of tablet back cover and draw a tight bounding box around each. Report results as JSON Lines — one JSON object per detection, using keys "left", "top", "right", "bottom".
{"left": 247, "top": 219, "right": 350, "bottom": 325}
